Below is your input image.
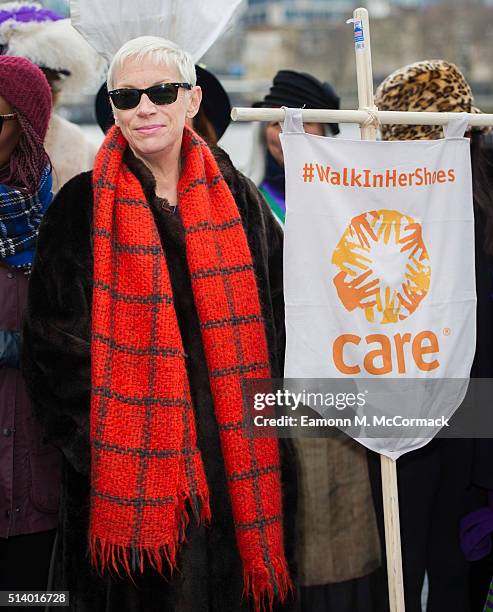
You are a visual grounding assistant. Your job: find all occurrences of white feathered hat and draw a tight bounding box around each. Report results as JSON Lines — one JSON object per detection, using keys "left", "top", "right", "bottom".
{"left": 0, "top": 2, "right": 106, "bottom": 93}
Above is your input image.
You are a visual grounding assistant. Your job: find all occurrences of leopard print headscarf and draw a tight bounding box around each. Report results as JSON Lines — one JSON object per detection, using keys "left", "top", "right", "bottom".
{"left": 374, "top": 59, "right": 481, "bottom": 141}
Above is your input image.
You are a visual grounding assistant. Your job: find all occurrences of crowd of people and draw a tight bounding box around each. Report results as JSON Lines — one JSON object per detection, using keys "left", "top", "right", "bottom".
{"left": 1, "top": 2, "right": 493, "bottom": 612}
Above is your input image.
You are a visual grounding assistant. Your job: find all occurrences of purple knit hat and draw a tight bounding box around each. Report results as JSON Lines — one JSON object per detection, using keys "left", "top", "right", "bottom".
{"left": 0, "top": 3, "right": 62, "bottom": 25}
{"left": 0, "top": 55, "right": 51, "bottom": 140}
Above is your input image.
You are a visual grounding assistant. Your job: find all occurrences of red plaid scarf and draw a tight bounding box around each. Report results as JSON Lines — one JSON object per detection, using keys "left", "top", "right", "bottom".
{"left": 90, "top": 126, "right": 291, "bottom": 609}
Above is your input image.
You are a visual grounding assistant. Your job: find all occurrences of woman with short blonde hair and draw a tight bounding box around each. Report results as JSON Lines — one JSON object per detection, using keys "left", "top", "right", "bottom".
{"left": 23, "top": 36, "right": 297, "bottom": 612}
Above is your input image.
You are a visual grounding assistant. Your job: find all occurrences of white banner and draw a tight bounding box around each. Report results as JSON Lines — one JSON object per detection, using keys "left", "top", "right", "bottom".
{"left": 70, "top": 0, "right": 243, "bottom": 62}
{"left": 281, "top": 110, "right": 476, "bottom": 458}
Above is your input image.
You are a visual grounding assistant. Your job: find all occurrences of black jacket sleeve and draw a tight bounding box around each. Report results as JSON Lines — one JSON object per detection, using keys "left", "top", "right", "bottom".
{"left": 0, "top": 330, "right": 20, "bottom": 368}
{"left": 245, "top": 176, "right": 285, "bottom": 376}
{"left": 21, "top": 171, "right": 94, "bottom": 475}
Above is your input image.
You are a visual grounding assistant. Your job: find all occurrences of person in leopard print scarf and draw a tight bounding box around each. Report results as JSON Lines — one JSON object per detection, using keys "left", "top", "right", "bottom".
{"left": 370, "top": 59, "right": 493, "bottom": 612}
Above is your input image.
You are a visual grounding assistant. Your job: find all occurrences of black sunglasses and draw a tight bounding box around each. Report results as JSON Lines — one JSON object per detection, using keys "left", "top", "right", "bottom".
{"left": 0, "top": 112, "right": 17, "bottom": 134}
{"left": 108, "top": 82, "right": 192, "bottom": 110}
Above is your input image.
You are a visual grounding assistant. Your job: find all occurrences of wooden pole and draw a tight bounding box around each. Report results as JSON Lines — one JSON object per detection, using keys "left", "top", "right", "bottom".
{"left": 350, "top": 8, "right": 378, "bottom": 140}
{"left": 350, "top": 7, "right": 405, "bottom": 612}
{"left": 380, "top": 450, "right": 406, "bottom": 612}
{"left": 231, "top": 107, "right": 493, "bottom": 128}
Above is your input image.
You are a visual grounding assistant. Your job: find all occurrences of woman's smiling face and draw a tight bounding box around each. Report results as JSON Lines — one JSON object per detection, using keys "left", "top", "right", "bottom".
{"left": 111, "top": 56, "right": 201, "bottom": 160}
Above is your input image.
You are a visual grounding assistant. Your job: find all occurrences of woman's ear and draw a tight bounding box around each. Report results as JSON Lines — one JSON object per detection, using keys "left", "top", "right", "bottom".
{"left": 186, "top": 85, "right": 202, "bottom": 119}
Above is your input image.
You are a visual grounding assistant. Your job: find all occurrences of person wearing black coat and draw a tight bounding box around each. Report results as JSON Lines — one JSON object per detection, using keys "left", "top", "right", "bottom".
{"left": 371, "top": 59, "right": 493, "bottom": 612}
{"left": 21, "top": 62, "right": 299, "bottom": 611}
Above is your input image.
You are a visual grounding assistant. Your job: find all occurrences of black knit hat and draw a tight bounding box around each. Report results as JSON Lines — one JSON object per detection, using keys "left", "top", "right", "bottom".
{"left": 253, "top": 69, "right": 340, "bottom": 135}
{"left": 95, "top": 65, "right": 231, "bottom": 140}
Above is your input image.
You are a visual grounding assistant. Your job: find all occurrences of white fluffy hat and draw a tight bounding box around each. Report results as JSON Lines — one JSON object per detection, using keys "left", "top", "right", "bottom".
{"left": 0, "top": 2, "right": 106, "bottom": 93}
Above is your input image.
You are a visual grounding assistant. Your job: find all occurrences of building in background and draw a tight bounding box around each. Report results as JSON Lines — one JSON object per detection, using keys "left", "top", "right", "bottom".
{"left": 244, "top": 0, "right": 355, "bottom": 26}
{"left": 203, "top": 0, "right": 493, "bottom": 111}
{"left": 5, "top": 0, "right": 490, "bottom": 117}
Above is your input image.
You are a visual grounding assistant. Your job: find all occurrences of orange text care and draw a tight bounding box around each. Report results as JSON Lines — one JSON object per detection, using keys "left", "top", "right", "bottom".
{"left": 333, "top": 331, "right": 440, "bottom": 375}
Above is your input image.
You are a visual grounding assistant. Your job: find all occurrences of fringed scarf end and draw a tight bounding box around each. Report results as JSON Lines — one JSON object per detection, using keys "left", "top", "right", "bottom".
{"left": 89, "top": 536, "right": 180, "bottom": 580}
{"left": 89, "top": 490, "right": 211, "bottom": 579}
{"left": 243, "top": 557, "right": 293, "bottom": 612}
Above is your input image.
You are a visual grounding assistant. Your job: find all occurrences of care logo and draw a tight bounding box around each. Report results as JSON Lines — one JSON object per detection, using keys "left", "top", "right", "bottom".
{"left": 332, "top": 209, "right": 431, "bottom": 324}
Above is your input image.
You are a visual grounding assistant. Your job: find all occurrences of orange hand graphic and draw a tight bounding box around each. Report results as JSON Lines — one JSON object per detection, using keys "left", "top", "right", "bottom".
{"left": 397, "top": 282, "right": 422, "bottom": 317}
{"left": 332, "top": 241, "right": 372, "bottom": 275}
{"left": 332, "top": 209, "right": 431, "bottom": 324}
{"left": 399, "top": 223, "right": 427, "bottom": 260}
{"left": 377, "top": 286, "right": 400, "bottom": 324}
{"left": 405, "top": 256, "right": 431, "bottom": 293}
{"left": 350, "top": 212, "right": 379, "bottom": 249}
{"left": 373, "top": 209, "right": 405, "bottom": 245}
{"left": 333, "top": 269, "right": 379, "bottom": 312}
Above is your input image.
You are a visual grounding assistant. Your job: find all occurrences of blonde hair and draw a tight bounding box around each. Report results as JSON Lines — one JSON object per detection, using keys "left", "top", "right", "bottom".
{"left": 107, "top": 36, "right": 196, "bottom": 90}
